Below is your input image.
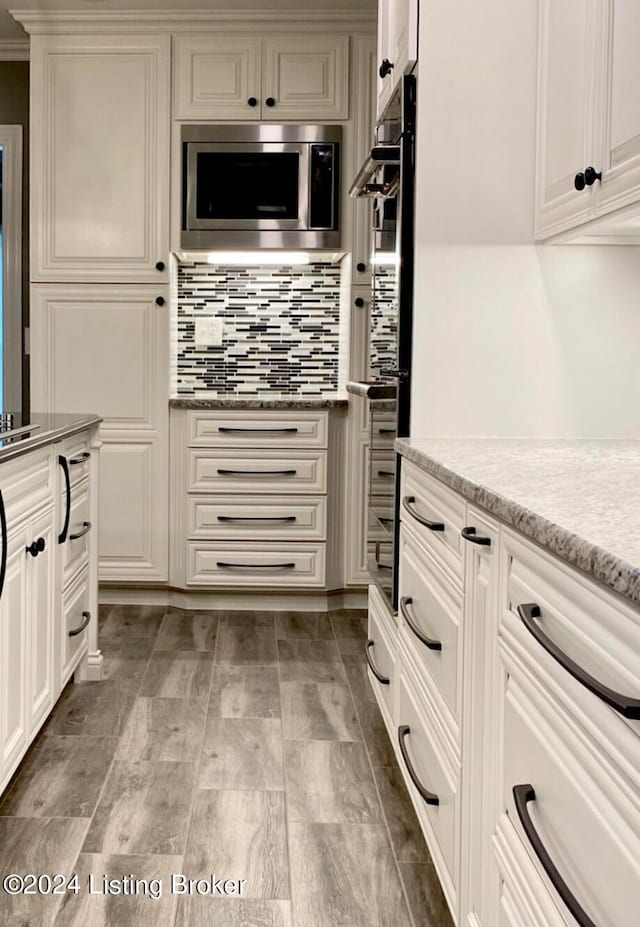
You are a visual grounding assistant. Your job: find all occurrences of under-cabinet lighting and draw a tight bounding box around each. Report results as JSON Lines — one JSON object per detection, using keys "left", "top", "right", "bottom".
{"left": 372, "top": 252, "right": 399, "bottom": 267}
{"left": 207, "top": 251, "right": 311, "bottom": 266}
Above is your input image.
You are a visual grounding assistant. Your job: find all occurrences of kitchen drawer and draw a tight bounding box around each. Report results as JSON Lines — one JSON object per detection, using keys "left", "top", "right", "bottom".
{"left": 500, "top": 641, "right": 640, "bottom": 927}
{"left": 188, "top": 410, "right": 328, "bottom": 448}
{"left": 370, "top": 449, "right": 396, "bottom": 495}
{"left": 188, "top": 448, "right": 327, "bottom": 494}
{"left": 61, "top": 477, "right": 92, "bottom": 587}
{"left": 399, "top": 524, "right": 461, "bottom": 729}
{"left": 397, "top": 657, "right": 460, "bottom": 906}
{"left": 186, "top": 541, "right": 326, "bottom": 587}
{"left": 367, "top": 584, "right": 397, "bottom": 732}
{"left": 401, "top": 460, "right": 466, "bottom": 584}
{"left": 58, "top": 431, "right": 92, "bottom": 487}
{"left": 188, "top": 495, "right": 326, "bottom": 541}
{"left": 502, "top": 528, "right": 640, "bottom": 763}
{"left": 0, "top": 447, "right": 53, "bottom": 526}
{"left": 61, "top": 567, "right": 91, "bottom": 687}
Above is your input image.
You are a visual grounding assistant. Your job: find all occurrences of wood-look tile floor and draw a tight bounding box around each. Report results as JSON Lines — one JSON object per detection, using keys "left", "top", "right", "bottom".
{"left": 0, "top": 606, "right": 453, "bottom": 927}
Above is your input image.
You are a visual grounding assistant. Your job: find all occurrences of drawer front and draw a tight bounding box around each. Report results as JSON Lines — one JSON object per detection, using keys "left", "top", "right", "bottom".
{"left": 188, "top": 495, "right": 326, "bottom": 541}
{"left": 370, "top": 449, "right": 396, "bottom": 495}
{"left": 188, "top": 410, "right": 328, "bottom": 448}
{"left": 399, "top": 525, "right": 461, "bottom": 727}
{"left": 401, "top": 460, "right": 466, "bottom": 583}
{"left": 367, "top": 585, "right": 397, "bottom": 730}
{"left": 0, "top": 447, "right": 53, "bottom": 526}
{"left": 501, "top": 642, "right": 640, "bottom": 927}
{"left": 188, "top": 448, "right": 327, "bottom": 494}
{"left": 187, "top": 542, "right": 326, "bottom": 587}
{"left": 397, "top": 660, "right": 460, "bottom": 901}
{"left": 59, "top": 431, "right": 93, "bottom": 487}
{"left": 61, "top": 568, "right": 91, "bottom": 686}
{"left": 62, "top": 479, "right": 92, "bottom": 587}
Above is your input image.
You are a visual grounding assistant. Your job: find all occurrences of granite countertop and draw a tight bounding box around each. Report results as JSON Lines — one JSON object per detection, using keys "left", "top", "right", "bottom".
{"left": 170, "top": 398, "right": 348, "bottom": 410}
{"left": 0, "top": 413, "right": 102, "bottom": 464}
{"left": 396, "top": 437, "right": 640, "bottom": 606}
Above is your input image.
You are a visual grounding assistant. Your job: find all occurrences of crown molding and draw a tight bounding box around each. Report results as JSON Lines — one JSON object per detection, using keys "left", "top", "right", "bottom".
{"left": 0, "top": 39, "right": 29, "bottom": 60}
{"left": 11, "top": 10, "right": 376, "bottom": 35}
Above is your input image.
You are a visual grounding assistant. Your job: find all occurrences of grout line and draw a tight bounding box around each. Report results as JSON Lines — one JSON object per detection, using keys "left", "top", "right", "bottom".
{"left": 275, "top": 621, "right": 296, "bottom": 926}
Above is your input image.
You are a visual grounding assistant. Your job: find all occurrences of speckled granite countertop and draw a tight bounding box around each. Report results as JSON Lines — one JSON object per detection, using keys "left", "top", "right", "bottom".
{"left": 170, "top": 398, "right": 348, "bottom": 410}
{"left": 396, "top": 438, "right": 640, "bottom": 606}
{"left": 0, "top": 413, "right": 101, "bottom": 464}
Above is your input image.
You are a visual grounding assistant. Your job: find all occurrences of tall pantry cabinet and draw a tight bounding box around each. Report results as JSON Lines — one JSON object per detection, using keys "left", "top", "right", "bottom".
{"left": 27, "top": 33, "right": 171, "bottom": 581}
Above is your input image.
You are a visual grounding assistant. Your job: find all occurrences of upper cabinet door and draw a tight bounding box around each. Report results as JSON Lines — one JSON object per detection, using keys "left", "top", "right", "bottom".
{"left": 595, "top": 0, "right": 640, "bottom": 216}
{"left": 391, "top": 0, "right": 419, "bottom": 81}
{"left": 376, "top": 0, "right": 394, "bottom": 117}
{"left": 173, "top": 34, "right": 262, "bottom": 121}
{"left": 261, "top": 34, "right": 349, "bottom": 120}
{"left": 30, "top": 34, "right": 170, "bottom": 283}
{"left": 535, "top": 0, "right": 598, "bottom": 239}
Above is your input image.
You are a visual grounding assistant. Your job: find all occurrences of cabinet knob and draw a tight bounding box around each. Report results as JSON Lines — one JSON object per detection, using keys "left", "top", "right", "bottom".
{"left": 155, "top": 296, "right": 165, "bottom": 306}
{"left": 247, "top": 97, "right": 258, "bottom": 107}
{"left": 584, "top": 166, "right": 602, "bottom": 186}
{"left": 265, "top": 97, "right": 276, "bottom": 108}
{"left": 155, "top": 261, "right": 165, "bottom": 272}
{"left": 379, "top": 58, "right": 395, "bottom": 79}
{"left": 356, "top": 262, "right": 367, "bottom": 273}
{"left": 354, "top": 297, "right": 365, "bottom": 308}
{"left": 574, "top": 171, "right": 586, "bottom": 191}
{"left": 26, "top": 537, "right": 45, "bottom": 558}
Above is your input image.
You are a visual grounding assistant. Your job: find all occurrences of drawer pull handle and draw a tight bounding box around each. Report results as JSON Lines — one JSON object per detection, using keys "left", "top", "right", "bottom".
{"left": 69, "top": 452, "right": 91, "bottom": 465}
{"left": 0, "top": 490, "right": 7, "bottom": 599}
{"left": 217, "top": 469, "right": 297, "bottom": 477}
{"left": 377, "top": 469, "right": 394, "bottom": 478}
{"left": 366, "top": 639, "right": 390, "bottom": 685}
{"left": 58, "top": 455, "right": 71, "bottom": 544}
{"left": 398, "top": 725, "right": 439, "bottom": 806}
{"left": 216, "top": 515, "right": 297, "bottom": 524}
{"left": 216, "top": 561, "right": 295, "bottom": 570}
{"left": 218, "top": 427, "right": 299, "bottom": 434}
{"left": 513, "top": 784, "right": 596, "bottom": 927}
{"left": 461, "top": 526, "right": 491, "bottom": 546}
{"left": 517, "top": 603, "right": 640, "bottom": 719}
{"left": 69, "top": 610, "right": 91, "bottom": 638}
{"left": 69, "top": 521, "right": 92, "bottom": 541}
{"left": 378, "top": 428, "right": 395, "bottom": 434}
{"left": 402, "top": 496, "right": 445, "bottom": 532}
{"left": 400, "top": 597, "right": 442, "bottom": 651}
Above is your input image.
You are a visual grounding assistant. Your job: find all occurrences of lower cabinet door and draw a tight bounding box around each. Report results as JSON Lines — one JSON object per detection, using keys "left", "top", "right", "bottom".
{"left": 366, "top": 589, "right": 397, "bottom": 733}
{"left": 0, "top": 524, "right": 29, "bottom": 793}
{"left": 61, "top": 568, "right": 91, "bottom": 687}
{"left": 27, "top": 506, "right": 55, "bottom": 737}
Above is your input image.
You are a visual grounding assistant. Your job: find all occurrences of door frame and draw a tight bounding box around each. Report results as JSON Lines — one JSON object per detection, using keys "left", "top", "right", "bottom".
{"left": 0, "top": 124, "right": 23, "bottom": 411}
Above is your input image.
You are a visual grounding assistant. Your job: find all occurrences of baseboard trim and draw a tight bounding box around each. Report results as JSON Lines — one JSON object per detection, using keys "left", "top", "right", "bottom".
{"left": 99, "top": 585, "right": 367, "bottom": 611}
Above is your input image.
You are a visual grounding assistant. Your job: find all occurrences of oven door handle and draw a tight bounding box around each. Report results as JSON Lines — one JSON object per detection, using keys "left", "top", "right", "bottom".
{"left": 349, "top": 145, "right": 401, "bottom": 198}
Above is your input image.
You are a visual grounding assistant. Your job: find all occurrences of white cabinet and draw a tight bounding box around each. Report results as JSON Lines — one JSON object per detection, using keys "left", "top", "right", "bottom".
{"left": 376, "top": 0, "right": 418, "bottom": 116}
{"left": 536, "top": 0, "right": 640, "bottom": 239}
{"left": 173, "top": 33, "right": 349, "bottom": 121}
{"left": 30, "top": 34, "right": 171, "bottom": 282}
{"left": 0, "top": 522, "right": 29, "bottom": 785}
{"left": 26, "top": 505, "right": 56, "bottom": 737}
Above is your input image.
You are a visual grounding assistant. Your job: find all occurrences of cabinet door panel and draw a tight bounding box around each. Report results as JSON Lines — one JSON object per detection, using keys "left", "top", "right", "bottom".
{"left": 174, "top": 35, "right": 261, "bottom": 120}
{"left": 0, "top": 526, "right": 28, "bottom": 791}
{"left": 262, "top": 35, "right": 349, "bottom": 120}
{"left": 31, "top": 34, "right": 170, "bottom": 281}
{"left": 392, "top": 0, "right": 419, "bottom": 79}
{"left": 27, "top": 508, "right": 55, "bottom": 736}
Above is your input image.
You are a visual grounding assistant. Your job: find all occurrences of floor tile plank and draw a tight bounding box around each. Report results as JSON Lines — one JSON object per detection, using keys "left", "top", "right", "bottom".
{"left": 138, "top": 652, "right": 213, "bottom": 699}
{"left": 155, "top": 609, "right": 218, "bottom": 652}
{"left": 280, "top": 683, "right": 360, "bottom": 741}
{"left": 199, "top": 718, "right": 284, "bottom": 791}
{"left": 208, "top": 665, "right": 281, "bottom": 719}
{"left": 373, "top": 765, "right": 430, "bottom": 862}
{"left": 277, "top": 640, "right": 346, "bottom": 684}
{"left": 275, "top": 612, "right": 333, "bottom": 641}
{"left": 174, "top": 898, "right": 293, "bottom": 927}
{"left": 399, "top": 862, "right": 455, "bottom": 927}
{"left": 99, "top": 605, "right": 166, "bottom": 641}
{"left": 116, "top": 698, "right": 206, "bottom": 763}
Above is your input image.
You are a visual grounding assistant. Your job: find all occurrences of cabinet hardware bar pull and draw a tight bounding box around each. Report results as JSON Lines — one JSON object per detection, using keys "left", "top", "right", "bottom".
{"left": 0, "top": 490, "right": 7, "bottom": 599}
{"left": 400, "top": 597, "right": 442, "bottom": 651}
{"left": 517, "top": 603, "right": 640, "bottom": 719}
{"left": 377, "top": 470, "right": 394, "bottom": 477}
{"left": 69, "top": 452, "right": 91, "bottom": 465}
{"left": 218, "top": 427, "right": 299, "bottom": 434}
{"left": 69, "top": 521, "right": 92, "bottom": 541}
{"left": 402, "top": 496, "right": 445, "bottom": 531}
{"left": 216, "top": 561, "right": 296, "bottom": 570}
{"left": 216, "top": 515, "right": 297, "bottom": 523}
{"left": 513, "top": 785, "right": 596, "bottom": 927}
{"left": 217, "top": 469, "right": 297, "bottom": 477}
{"left": 68, "top": 610, "right": 91, "bottom": 637}
{"left": 58, "top": 456, "right": 71, "bottom": 544}
{"left": 398, "top": 726, "right": 439, "bottom": 805}
{"left": 461, "top": 526, "right": 491, "bottom": 546}
{"left": 379, "top": 428, "right": 395, "bottom": 434}
{"left": 379, "top": 516, "right": 394, "bottom": 525}
{"left": 365, "top": 639, "right": 390, "bottom": 684}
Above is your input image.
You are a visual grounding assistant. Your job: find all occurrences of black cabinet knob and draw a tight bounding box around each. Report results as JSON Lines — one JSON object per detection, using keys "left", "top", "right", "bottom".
{"left": 354, "top": 297, "right": 365, "bottom": 308}
{"left": 574, "top": 171, "right": 586, "bottom": 191}
{"left": 155, "top": 261, "right": 165, "bottom": 271}
{"left": 379, "top": 58, "right": 394, "bottom": 79}
{"left": 356, "top": 262, "right": 367, "bottom": 273}
{"left": 26, "top": 537, "right": 45, "bottom": 558}
{"left": 155, "top": 296, "right": 165, "bottom": 306}
{"left": 247, "top": 97, "right": 258, "bottom": 107}
{"left": 584, "top": 166, "right": 602, "bottom": 186}
{"left": 265, "top": 97, "right": 276, "bottom": 107}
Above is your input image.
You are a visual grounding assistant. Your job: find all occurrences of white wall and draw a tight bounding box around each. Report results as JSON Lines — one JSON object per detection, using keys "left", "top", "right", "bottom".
{"left": 410, "top": 0, "right": 640, "bottom": 438}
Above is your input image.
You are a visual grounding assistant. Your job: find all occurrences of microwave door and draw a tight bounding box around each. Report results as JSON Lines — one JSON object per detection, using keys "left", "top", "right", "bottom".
{"left": 186, "top": 142, "right": 309, "bottom": 232}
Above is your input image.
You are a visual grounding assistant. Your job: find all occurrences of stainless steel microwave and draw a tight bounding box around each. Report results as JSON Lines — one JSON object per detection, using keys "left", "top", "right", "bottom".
{"left": 181, "top": 124, "right": 341, "bottom": 249}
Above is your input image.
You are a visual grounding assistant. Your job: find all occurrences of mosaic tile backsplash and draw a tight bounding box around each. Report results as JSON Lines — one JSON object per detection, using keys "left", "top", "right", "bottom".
{"left": 172, "top": 262, "right": 346, "bottom": 398}
{"left": 369, "top": 265, "right": 398, "bottom": 378}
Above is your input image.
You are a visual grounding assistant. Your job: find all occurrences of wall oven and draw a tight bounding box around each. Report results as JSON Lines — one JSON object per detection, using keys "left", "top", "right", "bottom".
{"left": 348, "top": 74, "right": 416, "bottom": 612}
{"left": 181, "top": 124, "right": 341, "bottom": 249}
